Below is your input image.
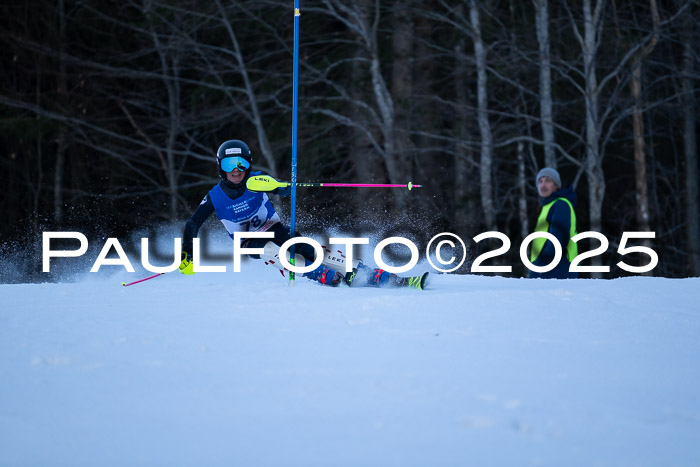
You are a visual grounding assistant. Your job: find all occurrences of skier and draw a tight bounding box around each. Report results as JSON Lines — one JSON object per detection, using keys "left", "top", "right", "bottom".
{"left": 529, "top": 167, "right": 579, "bottom": 279}
{"left": 178, "top": 139, "right": 427, "bottom": 289}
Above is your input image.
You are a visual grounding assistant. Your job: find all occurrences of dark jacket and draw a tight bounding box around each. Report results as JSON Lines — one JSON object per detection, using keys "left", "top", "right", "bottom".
{"left": 182, "top": 172, "right": 289, "bottom": 255}
{"left": 530, "top": 185, "right": 578, "bottom": 279}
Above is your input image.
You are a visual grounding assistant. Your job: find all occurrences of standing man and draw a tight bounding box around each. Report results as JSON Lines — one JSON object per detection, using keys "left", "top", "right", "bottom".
{"left": 530, "top": 167, "right": 578, "bottom": 279}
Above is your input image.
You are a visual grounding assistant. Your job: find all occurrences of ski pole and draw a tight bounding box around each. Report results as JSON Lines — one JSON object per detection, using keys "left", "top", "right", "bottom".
{"left": 289, "top": 1, "right": 301, "bottom": 285}
{"left": 247, "top": 175, "right": 422, "bottom": 192}
{"left": 121, "top": 272, "right": 165, "bottom": 287}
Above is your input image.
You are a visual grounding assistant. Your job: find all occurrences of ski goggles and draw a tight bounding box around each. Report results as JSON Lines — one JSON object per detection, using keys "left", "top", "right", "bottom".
{"left": 220, "top": 156, "right": 250, "bottom": 172}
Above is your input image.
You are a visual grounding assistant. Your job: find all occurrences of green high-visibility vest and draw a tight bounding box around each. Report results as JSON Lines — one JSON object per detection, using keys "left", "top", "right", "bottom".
{"left": 530, "top": 197, "right": 578, "bottom": 263}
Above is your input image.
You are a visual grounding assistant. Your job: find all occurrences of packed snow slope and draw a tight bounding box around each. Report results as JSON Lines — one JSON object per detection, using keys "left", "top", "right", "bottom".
{"left": 2, "top": 260, "right": 700, "bottom": 466}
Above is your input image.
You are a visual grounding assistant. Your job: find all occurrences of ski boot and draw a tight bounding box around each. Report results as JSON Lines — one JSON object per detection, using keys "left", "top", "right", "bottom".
{"left": 343, "top": 261, "right": 362, "bottom": 287}
{"left": 392, "top": 272, "right": 429, "bottom": 290}
{"left": 366, "top": 266, "right": 429, "bottom": 290}
{"left": 304, "top": 264, "right": 343, "bottom": 286}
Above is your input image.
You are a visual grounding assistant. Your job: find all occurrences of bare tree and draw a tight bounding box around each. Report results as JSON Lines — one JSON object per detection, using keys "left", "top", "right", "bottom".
{"left": 535, "top": 0, "right": 556, "bottom": 169}
{"left": 579, "top": 0, "right": 606, "bottom": 240}
{"left": 145, "top": 0, "right": 184, "bottom": 221}
{"left": 469, "top": 0, "right": 496, "bottom": 232}
{"left": 214, "top": 0, "right": 278, "bottom": 177}
{"left": 627, "top": 0, "right": 659, "bottom": 264}
{"left": 390, "top": 1, "right": 415, "bottom": 210}
{"left": 682, "top": 12, "right": 700, "bottom": 276}
{"left": 453, "top": 33, "right": 481, "bottom": 235}
{"left": 53, "top": 0, "right": 68, "bottom": 223}
{"left": 566, "top": 0, "right": 690, "bottom": 271}
{"left": 306, "top": 0, "right": 415, "bottom": 210}
{"left": 348, "top": 0, "right": 384, "bottom": 215}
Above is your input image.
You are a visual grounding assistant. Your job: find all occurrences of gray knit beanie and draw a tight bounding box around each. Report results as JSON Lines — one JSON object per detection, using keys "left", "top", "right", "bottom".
{"left": 536, "top": 167, "right": 561, "bottom": 190}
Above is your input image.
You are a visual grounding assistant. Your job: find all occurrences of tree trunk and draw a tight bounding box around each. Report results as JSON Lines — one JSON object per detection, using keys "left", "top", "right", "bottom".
{"left": 165, "top": 58, "right": 180, "bottom": 222}
{"left": 350, "top": 2, "right": 382, "bottom": 217}
{"left": 511, "top": 1, "right": 529, "bottom": 242}
{"left": 580, "top": 0, "right": 606, "bottom": 277}
{"left": 413, "top": 6, "right": 440, "bottom": 216}
{"left": 149, "top": 11, "right": 181, "bottom": 222}
{"left": 517, "top": 140, "right": 529, "bottom": 240}
{"left": 630, "top": 61, "right": 651, "bottom": 235}
{"left": 629, "top": 0, "right": 658, "bottom": 272}
{"left": 453, "top": 34, "right": 480, "bottom": 235}
{"left": 53, "top": 0, "right": 67, "bottom": 225}
{"left": 535, "top": 0, "right": 556, "bottom": 168}
{"left": 469, "top": 0, "right": 496, "bottom": 232}
{"left": 389, "top": 0, "right": 415, "bottom": 210}
{"left": 682, "top": 15, "right": 700, "bottom": 276}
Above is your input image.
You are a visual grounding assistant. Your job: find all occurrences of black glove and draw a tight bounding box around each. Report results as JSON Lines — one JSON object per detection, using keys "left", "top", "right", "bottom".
{"left": 273, "top": 186, "right": 291, "bottom": 197}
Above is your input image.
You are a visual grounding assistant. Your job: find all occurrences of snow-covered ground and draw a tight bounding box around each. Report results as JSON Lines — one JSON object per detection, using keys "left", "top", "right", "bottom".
{"left": 2, "top": 243, "right": 700, "bottom": 466}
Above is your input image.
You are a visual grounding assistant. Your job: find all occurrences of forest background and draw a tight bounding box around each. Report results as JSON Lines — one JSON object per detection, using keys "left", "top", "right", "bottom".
{"left": 1, "top": 0, "right": 698, "bottom": 281}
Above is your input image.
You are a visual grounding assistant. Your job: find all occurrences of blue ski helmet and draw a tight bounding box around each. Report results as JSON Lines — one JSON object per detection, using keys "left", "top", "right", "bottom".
{"left": 216, "top": 140, "right": 252, "bottom": 180}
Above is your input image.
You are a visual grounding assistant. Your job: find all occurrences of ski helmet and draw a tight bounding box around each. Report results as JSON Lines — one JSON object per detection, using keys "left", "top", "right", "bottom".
{"left": 216, "top": 140, "right": 252, "bottom": 181}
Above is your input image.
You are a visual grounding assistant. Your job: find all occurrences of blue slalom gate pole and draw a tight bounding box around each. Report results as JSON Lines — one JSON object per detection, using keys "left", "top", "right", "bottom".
{"left": 289, "top": 1, "right": 300, "bottom": 285}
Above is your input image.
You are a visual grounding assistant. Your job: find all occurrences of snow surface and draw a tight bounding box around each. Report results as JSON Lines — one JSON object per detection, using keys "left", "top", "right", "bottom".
{"left": 2, "top": 239, "right": 700, "bottom": 466}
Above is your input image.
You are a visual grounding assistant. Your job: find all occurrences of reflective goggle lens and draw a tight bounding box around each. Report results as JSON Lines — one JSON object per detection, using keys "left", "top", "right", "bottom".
{"left": 220, "top": 156, "right": 250, "bottom": 172}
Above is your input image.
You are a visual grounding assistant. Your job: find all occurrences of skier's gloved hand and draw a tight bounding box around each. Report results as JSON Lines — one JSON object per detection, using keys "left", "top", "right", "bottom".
{"left": 179, "top": 251, "right": 195, "bottom": 275}
{"left": 273, "top": 185, "right": 291, "bottom": 197}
